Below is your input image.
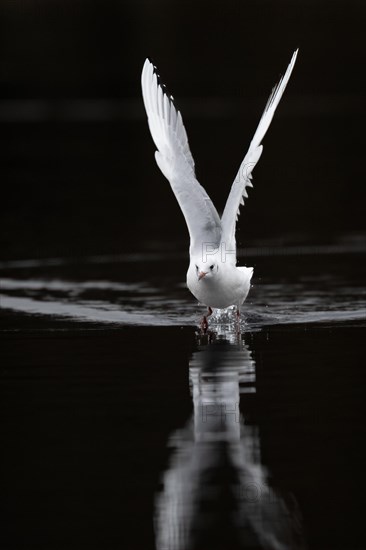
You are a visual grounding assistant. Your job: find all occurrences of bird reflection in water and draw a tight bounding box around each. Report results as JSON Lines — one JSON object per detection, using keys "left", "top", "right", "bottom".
{"left": 154, "top": 325, "right": 307, "bottom": 550}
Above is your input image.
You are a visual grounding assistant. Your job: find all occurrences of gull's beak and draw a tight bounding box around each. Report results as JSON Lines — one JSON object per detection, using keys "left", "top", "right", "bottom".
{"left": 198, "top": 271, "right": 207, "bottom": 281}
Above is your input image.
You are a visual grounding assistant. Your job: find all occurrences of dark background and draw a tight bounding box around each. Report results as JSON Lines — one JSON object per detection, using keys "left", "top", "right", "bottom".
{"left": 1, "top": 0, "right": 365, "bottom": 260}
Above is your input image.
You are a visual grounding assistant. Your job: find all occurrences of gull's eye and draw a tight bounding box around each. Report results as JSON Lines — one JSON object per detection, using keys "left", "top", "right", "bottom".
{"left": 195, "top": 265, "right": 199, "bottom": 271}
{"left": 210, "top": 264, "right": 214, "bottom": 270}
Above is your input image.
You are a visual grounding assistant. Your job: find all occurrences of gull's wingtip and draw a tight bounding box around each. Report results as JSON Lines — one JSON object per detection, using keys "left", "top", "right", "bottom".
{"left": 143, "top": 57, "right": 160, "bottom": 73}
{"left": 291, "top": 49, "right": 299, "bottom": 63}
{"left": 142, "top": 57, "right": 152, "bottom": 73}
{"left": 287, "top": 49, "right": 299, "bottom": 79}
{"left": 142, "top": 58, "right": 157, "bottom": 80}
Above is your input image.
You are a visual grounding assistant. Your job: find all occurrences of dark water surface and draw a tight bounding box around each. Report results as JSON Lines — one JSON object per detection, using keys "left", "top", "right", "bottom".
{"left": 1, "top": 243, "right": 365, "bottom": 550}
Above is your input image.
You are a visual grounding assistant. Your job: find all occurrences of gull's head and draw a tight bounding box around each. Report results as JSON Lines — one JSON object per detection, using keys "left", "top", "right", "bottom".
{"left": 195, "top": 262, "right": 218, "bottom": 281}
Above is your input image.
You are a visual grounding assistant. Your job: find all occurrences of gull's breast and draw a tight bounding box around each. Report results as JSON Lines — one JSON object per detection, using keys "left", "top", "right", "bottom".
{"left": 186, "top": 267, "right": 250, "bottom": 309}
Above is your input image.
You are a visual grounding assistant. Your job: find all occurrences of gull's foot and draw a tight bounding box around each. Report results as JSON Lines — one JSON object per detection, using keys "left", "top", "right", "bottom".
{"left": 200, "top": 306, "right": 213, "bottom": 333}
{"left": 235, "top": 307, "right": 242, "bottom": 335}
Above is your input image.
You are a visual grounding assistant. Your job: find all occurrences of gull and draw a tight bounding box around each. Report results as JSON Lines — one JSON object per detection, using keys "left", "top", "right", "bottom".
{"left": 141, "top": 51, "right": 298, "bottom": 328}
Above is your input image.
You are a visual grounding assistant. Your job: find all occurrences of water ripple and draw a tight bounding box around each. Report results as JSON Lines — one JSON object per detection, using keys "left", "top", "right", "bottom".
{"left": 1, "top": 267, "right": 365, "bottom": 329}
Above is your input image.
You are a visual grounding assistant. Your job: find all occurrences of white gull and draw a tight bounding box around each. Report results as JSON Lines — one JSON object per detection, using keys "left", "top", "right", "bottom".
{"left": 141, "top": 51, "right": 298, "bottom": 327}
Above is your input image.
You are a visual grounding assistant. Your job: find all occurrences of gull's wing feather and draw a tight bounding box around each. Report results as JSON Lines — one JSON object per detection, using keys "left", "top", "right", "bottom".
{"left": 221, "top": 50, "right": 298, "bottom": 252}
{"left": 141, "top": 59, "right": 222, "bottom": 253}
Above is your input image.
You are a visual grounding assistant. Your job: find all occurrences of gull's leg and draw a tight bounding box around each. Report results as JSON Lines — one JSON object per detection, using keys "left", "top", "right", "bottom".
{"left": 201, "top": 306, "right": 213, "bottom": 332}
{"left": 235, "top": 306, "right": 241, "bottom": 334}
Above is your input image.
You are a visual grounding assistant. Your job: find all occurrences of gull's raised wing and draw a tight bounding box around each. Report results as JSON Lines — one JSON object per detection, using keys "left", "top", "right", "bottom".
{"left": 221, "top": 50, "right": 298, "bottom": 253}
{"left": 141, "top": 58, "right": 222, "bottom": 254}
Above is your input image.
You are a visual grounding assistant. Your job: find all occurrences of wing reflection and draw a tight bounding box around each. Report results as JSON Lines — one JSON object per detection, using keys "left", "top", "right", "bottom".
{"left": 154, "top": 327, "right": 307, "bottom": 550}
